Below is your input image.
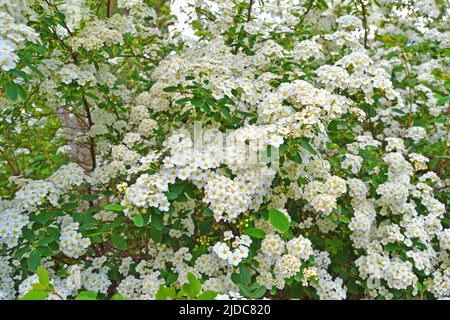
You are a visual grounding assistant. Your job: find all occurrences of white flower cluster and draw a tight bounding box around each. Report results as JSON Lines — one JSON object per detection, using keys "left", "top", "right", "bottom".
{"left": 0, "top": 163, "right": 87, "bottom": 249}
{"left": 0, "top": 257, "right": 15, "bottom": 299}
{"left": 303, "top": 175, "right": 347, "bottom": 215}
{"left": 345, "top": 135, "right": 447, "bottom": 294}
{"left": 0, "top": 204, "right": 29, "bottom": 248}
{"left": 70, "top": 15, "right": 136, "bottom": 51}
{"left": 254, "top": 234, "right": 346, "bottom": 299}
{"left": 213, "top": 233, "right": 252, "bottom": 266}
{"left": 336, "top": 15, "right": 363, "bottom": 30}
{"left": 59, "top": 216, "right": 91, "bottom": 258}
{"left": 117, "top": 271, "right": 165, "bottom": 300}
{"left": 0, "top": 1, "right": 39, "bottom": 71}
{"left": 49, "top": 163, "right": 85, "bottom": 190}
{"left": 203, "top": 169, "right": 274, "bottom": 222}
{"left": 81, "top": 257, "right": 112, "bottom": 294}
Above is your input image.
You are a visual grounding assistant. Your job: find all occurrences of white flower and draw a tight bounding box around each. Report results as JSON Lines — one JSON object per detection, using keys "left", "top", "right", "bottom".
{"left": 213, "top": 242, "right": 231, "bottom": 260}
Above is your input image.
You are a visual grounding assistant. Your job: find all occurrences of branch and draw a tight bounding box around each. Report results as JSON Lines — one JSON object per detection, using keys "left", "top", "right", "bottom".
{"left": 0, "top": 148, "right": 20, "bottom": 176}
{"left": 359, "top": 0, "right": 368, "bottom": 49}
{"left": 247, "top": 0, "right": 255, "bottom": 22}
{"left": 107, "top": 0, "right": 112, "bottom": 18}
{"left": 82, "top": 96, "right": 97, "bottom": 171}
{"left": 300, "top": 0, "right": 316, "bottom": 23}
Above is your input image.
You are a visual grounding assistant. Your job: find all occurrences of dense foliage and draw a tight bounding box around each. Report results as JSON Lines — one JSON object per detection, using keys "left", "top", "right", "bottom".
{"left": 0, "top": 0, "right": 449, "bottom": 300}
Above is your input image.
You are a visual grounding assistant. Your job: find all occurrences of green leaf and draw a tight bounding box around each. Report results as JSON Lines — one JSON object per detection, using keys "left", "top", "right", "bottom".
{"left": 165, "top": 287, "right": 176, "bottom": 299}
{"left": 62, "top": 202, "right": 78, "bottom": 211}
{"left": 36, "top": 267, "right": 49, "bottom": 287}
{"left": 22, "top": 228, "right": 35, "bottom": 242}
{"left": 133, "top": 214, "right": 144, "bottom": 227}
{"left": 86, "top": 206, "right": 102, "bottom": 214}
{"left": 111, "top": 234, "right": 127, "bottom": 250}
{"left": 317, "top": 0, "right": 329, "bottom": 9}
{"left": 384, "top": 243, "right": 398, "bottom": 252}
{"left": 4, "top": 81, "right": 19, "bottom": 100}
{"left": 436, "top": 95, "right": 450, "bottom": 106}
{"left": 163, "top": 86, "right": 179, "bottom": 92}
{"left": 197, "top": 290, "right": 217, "bottom": 300}
{"left": 392, "top": 65, "right": 405, "bottom": 73}
{"left": 166, "top": 192, "right": 179, "bottom": 200}
{"left": 151, "top": 212, "right": 164, "bottom": 231}
{"left": 104, "top": 204, "right": 126, "bottom": 211}
{"left": 30, "top": 43, "right": 46, "bottom": 55}
{"left": 442, "top": 216, "right": 450, "bottom": 227}
{"left": 75, "top": 291, "right": 97, "bottom": 300}
{"left": 239, "top": 264, "right": 251, "bottom": 285}
{"left": 82, "top": 194, "right": 99, "bottom": 201}
{"left": 151, "top": 228, "right": 162, "bottom": 243}
{"left": 231, "top": 272, "right": 241, "bottom": 285}
{"left": 191, "top": 96, "right": 204, "bottom": 109}
{"left": 36, "top": 212, "right": 50, "bottom": 225}
{"left": 202, "top": 208, "right": 213, "bottom": 217}
{"left": 287, "top": 150, "right": 302, "bottom": 164}
{"left": 268, "top": 208, "right": 290, "bottom": 233}
{"left": 31, "top": 283, "right": 48, "bottom": 291}
{"left": 111, "top": 293, "right": 124, "bottom": 300}
{"left": 13, "top": 246, "right": 30, "bottom": 259}
{"left": 47, "top": 227, "right": 61, "bottom": 240}
{"left": 27, "top": 250, "right": 41, "bottom": 272}
{"left": 300, "top": 138, "right": 317, "bottom": 155}
{"left": 155, "top": 285, "right": 167, "bottom": 300}
{"left": 176, "top": 97, "right": 190, "bottom": 105}
{"left": 416, "top": 282, "right": 425, "bottom": 293}
{"left": 169, "top": 183, "right": 185, "bottom": 196}
{"left": 244, "top": 227, "right": 266, "bottom": 239}
{"left": 183, "top": 272, "right": 202, "bottom": 298}
{"left": 21, "top": 289, "right": 48, "bottom": 300}
{"left": 252, "top": 286, "right": 267, "bottom": 299}
{"left": 238, "top": 284, "right": 253, "bottom": 298}
{"left": 339, "top": 216, "right": 351, "bottom": 224}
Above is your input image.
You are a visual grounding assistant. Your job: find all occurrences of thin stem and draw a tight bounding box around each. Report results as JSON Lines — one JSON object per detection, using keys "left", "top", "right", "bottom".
{"left": 247, "top": 0, "right": 255, "bottom": 22}
{"left": 300, "top": 0, "right": 316, "bottom": 23}
{"left": 0, "top": 148, "right": 20, "bottom": 175}
{"left": 82, "top": 96, "right": 97, "bottom": 171}
{"left": 400, "top": 47, "right": 415, "bottom": 127}
{"left": 359, "top": 0, "right": 368, "bottom": 49}
{"left": 107, "top": 0, "right": 112, "bottom": 18}
{"left": 43, "top": 0, "right": 74, "bottom": 36}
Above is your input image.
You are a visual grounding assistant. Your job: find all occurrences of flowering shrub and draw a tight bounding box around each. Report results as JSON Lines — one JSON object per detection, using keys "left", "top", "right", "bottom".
{"left": 0, "top": 0, "right": 448, "bottom": 300}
